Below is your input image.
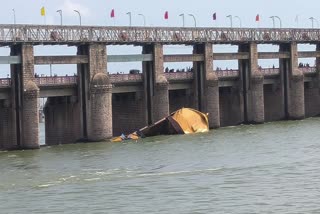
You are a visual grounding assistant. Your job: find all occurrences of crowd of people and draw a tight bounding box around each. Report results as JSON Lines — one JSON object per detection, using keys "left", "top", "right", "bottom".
{"left": 164, "top": 67, "right": 194, "bottom": 73}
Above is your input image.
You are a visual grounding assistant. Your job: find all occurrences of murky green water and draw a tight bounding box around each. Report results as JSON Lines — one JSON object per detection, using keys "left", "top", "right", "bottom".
{"left": 1, "top": 118, "right": 320, "bottom": 213}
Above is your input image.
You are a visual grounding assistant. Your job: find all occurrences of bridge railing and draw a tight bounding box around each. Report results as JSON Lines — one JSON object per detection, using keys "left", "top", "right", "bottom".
{"left": 216, "top": 70, "right": 239, "bottom": 77}
{"left": 35, "top": 76, "right": 77, "bottom": 86}
{"left": 1, "top": 24, "right": 320, "bottom": 44}
{"left": 109, "top": 74, "right": 143, "bottom": 83}
{"left": 165, "top": 72, "right": 194, "bottom": 80}
{"left": 261, "top": 68, "right": 280, "bottom": 75}
{"left": 299, "top": 66, "right": 316, "bottom": 73}
{"left": 0, "top": 67, "right": 318, "bottom": 88}
{"left": 0, "top": 78, "right": 10, "bottom": 87}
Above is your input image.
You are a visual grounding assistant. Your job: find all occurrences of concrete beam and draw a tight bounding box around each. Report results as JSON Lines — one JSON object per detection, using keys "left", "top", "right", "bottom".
{"left": 112, "top": 85, "right": 143, "bottom": 93}
{"left": 258, "top": 52, "right": 290, "bottom": 59}
{"left": 298, "top": 51, "right": 320, "bottom": 58}
{"left": 108, "top": 54, "right": 153, "bottom": 62}
{"left": 163, "top": 54, "right": 204, "bottom": 62}
{"left": 39, "top": 87, "right": 77, "bottom": 97}
{"left": 168, "top": 83, "right": 192, "bottom": 90}
{"left": 213, "top": 52, "right": 249, "bottom": 60}
{"left": 34, "top": 55, "right": 88, "bottom": 64}
{"left": 0, "top": 56, "right": 21, "bottom": 64}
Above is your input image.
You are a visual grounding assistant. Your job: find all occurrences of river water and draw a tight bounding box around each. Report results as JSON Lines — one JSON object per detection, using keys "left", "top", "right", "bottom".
{"left": 1, "top": 118, "right": 320, "bottom": 213}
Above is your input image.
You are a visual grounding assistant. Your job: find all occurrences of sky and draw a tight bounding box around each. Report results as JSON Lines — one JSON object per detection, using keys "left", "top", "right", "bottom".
{"left": 0, "top": 0, "right": 318, "bottom": 77}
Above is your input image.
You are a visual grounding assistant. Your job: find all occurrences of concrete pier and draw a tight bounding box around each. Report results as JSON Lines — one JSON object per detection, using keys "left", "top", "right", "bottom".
{"left": 239, "top": 43, "right": 264, "bottom": 124}
{"left": 193, "top": 43, "right": 220, "bottom": 128}
{"left": 280, "top": 43, "right": 305, "bottom": 120}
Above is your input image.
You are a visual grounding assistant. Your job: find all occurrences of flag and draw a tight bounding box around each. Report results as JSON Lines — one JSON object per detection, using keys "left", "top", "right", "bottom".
{"left": 256, "top": 14, "right": 260, "bottom": 22}
{"left": 213, "top": 13, "right": 217, "bottom": 20}
{"left": 110, "top": 9, "right": 115, "bottom": 18}
{"left": 41, "top": 6, "right": 46, "bottom": 16}
{"left": 164, "top": 11, "right": 168, "bottom": 20}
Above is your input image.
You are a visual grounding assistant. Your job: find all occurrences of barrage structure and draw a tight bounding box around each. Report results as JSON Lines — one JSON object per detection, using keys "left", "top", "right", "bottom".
{"left": 0, "top": 24, "right": 320, "bottom": 149}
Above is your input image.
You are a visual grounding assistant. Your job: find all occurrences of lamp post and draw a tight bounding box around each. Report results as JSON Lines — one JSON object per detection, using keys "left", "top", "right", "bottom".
{"left": 295, "top": 15, "right": 300, "bottom": 28}
{"left": 126, "top": 12, "right": 132, "bottom": 26}
{"left": 56, "top": 10, "right": 62, "bottom": 25}
{"left": 309, "top": 17, "right": 319, "bottom": 28}
{"left": 271, "top": 16, "right": 282, "bottom": 28}
{"left": 12, "top": 9, "right": 16, "bottom": 25}
{"left": 270, "top": 16, "right": 275, "bottom": 28}
{"left": 226, "top": 15, "right": 233, "bottom": 28}
{"left": 274, "top": 16, "right": 282, "bottom": 28}
{"left": 188, "top": 14, "right": 197, "bottom": 27}
{"left": 138, "top": 13, "right": 146, "bottom": 26}
{"left": 73, "top": 10, "right": 81, "bottom": 26}
{"left": 179, "top": 13, "right": 185, "bottom": 27}
{"left": 234, "top": 16, "right": 242, "bottom": 28}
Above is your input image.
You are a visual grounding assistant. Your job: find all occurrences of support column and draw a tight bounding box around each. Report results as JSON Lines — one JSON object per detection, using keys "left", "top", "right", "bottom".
{"left": 279, "top": 43, "right": 304, "bottom": 119}
{"left": 239, "top": 43, "right": 264, "bottom": 124}
{"left": 77, "top": 44, "right": 112, "bottom": 141}
{"left": 0, "top": 100, "right": 15, "bottom": 149}
{"left": 193, "top": 43, "right": 220, "bottom": 128}
{"left": 142, "top": 44, "right": 169, "bottom": 124}
{"left": 10, "top": 44, "right": 39, "bottom": 149}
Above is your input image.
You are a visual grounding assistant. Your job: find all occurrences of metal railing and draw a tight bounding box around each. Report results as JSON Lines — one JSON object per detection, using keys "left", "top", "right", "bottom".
{"left": 1, "top": 24, "right": 320, "bottom": 44}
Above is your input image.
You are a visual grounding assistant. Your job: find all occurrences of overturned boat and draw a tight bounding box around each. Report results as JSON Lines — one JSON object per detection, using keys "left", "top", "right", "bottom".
{"left": 111, "top": 108, "right": 209, "bottom": 142}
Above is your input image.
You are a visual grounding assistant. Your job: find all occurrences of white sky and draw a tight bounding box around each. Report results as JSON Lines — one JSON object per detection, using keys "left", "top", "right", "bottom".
{"left": 0, "top": 0, "right": 318, "bottom": 77}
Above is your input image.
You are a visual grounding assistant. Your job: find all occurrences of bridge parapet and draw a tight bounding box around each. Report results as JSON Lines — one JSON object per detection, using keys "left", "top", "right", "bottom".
{"left": 216, "top": 70, "right": 239, "bottom": 77}
{"left": 0, "top": 67, "right": 317, "bottom": 88}
{"left": 164, "top": 72, "right": 194, "bottom": 81}
{"left": 35, "top": 76, "right": 77, "bottom": 86}
{"left": 0, "top": 78, "right": 10, "bottom": 88}
{"left": 261, "top": 68, "right": 280, "bottom": 76}
{"left": 109, "top": 74, "right": 143, "bottom": 83}
{"left": 300, "top": 66, "right": 316, "bottom": 73}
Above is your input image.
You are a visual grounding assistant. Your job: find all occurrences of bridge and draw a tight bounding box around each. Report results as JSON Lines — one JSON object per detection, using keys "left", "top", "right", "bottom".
{"left": 0, "top": 24, "right": 320, "bottom": 150}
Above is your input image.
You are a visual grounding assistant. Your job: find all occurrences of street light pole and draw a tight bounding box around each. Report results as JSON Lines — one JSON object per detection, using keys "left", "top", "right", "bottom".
{"left": 188, "top": 14, "right": 197, "bottom": 27}
{"left": 56, "top": 10, "right": 62, "bottom": 25}
{"left": 295, "top": 15, "right": 300, "bottom": 28}
{"left": 234, "top": 16, "right": 242, "bottom": 28}
{"left": 138, "top": 13, "right": 146, "bottom": 26}
{"left": 126, "top": 12, "right": 132, "bottom": 26}
{"left": 74, "top": 10, "right": 81, "bottom": 26}
{"left": 310, "top": 17, "right": 315, "bottom": 28}
{"left": 12, "top": 9, "right": 16, "bottom": 25}
{"left": 226, "top": 15, "right": 233, "bottom": 28}
{"left": 179, "top": 13, "right": 185, "bottom": 27}
{"left": 270, "top": 16, "right": 275, "bottom": 28}
{"left": 275, "top": 16, "right": 282, "bottom": 28}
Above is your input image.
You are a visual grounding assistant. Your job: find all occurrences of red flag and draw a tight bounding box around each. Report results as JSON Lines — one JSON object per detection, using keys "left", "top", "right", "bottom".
{"left": 110, "top": 9, "right": 115, "bottom": 18}
{"left": 164, "top": 11, "right": 168, "bottom": 20}
{"left": 255, "top": 14, "right": 259, "bottom": 22}
{"left": 213, "top": 12, "right": 217, "bottom": 20}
